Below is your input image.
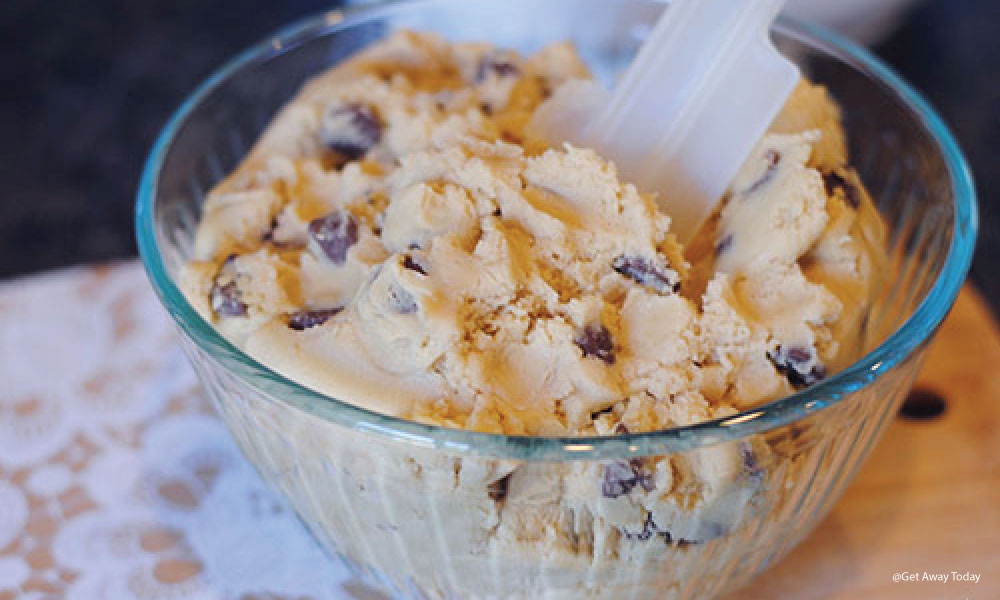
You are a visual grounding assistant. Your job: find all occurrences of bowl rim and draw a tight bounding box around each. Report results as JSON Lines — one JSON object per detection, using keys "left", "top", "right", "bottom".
{"left": 135, "top": 0, "right": 978, "bottom": 460}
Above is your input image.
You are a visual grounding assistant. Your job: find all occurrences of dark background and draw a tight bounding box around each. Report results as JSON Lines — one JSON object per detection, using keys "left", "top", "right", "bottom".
{"left": 1, "top": 0, "right": 997, "bottom": 314}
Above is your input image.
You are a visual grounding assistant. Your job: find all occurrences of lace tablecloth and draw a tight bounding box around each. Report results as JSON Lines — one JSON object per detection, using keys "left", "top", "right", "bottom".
{"left": 0, "top": 262, "right": 388, "bottom": 600}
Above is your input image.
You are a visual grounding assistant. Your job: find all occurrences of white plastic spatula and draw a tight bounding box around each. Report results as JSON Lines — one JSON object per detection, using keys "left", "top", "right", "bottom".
{"left": 534, "top": 0, "right": 799, "bottom": 242}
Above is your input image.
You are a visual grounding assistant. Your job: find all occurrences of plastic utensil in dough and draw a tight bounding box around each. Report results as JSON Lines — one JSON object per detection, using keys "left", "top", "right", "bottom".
{"left": 535, "top": 0, "right": 799, "bottom": 242}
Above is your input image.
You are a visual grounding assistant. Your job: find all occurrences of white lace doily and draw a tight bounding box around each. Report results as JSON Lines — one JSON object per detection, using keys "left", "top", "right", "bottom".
{"left": 0, "top": 262, "right": 389, "bottom": 600}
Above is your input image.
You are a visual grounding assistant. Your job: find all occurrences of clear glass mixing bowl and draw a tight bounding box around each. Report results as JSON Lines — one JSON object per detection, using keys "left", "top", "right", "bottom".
{"left": 135, "top": 1, "right": 977, "bottom": 598}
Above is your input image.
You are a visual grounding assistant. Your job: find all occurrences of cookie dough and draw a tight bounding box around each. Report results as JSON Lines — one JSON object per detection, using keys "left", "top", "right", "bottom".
{"left": 180, "top": 30, "right": 885, "bottom": 599}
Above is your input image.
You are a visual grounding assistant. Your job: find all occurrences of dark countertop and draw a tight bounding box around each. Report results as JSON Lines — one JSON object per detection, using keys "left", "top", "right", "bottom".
{"left": 2, "top": 0, "right": 997, "bottom": 316}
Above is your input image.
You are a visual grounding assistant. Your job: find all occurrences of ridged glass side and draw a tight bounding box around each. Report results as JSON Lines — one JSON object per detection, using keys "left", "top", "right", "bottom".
{"left": 179, "top": 330, "right": 929, "bottom": 599}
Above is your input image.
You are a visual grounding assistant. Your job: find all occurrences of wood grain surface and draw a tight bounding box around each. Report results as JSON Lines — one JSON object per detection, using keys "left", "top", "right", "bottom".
{"left": 734, "top": 286, "right": 1000, "bottom": 599}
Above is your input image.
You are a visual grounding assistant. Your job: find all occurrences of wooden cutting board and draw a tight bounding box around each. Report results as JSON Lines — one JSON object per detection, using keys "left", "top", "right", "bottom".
{"left": 734, "top": 286, "right": 1000, "bottom": 599}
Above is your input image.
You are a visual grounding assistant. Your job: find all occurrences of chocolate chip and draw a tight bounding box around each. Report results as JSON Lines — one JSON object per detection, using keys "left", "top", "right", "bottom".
{"left": 601, "top": 459, "right": 653, "bottom": 498}
{"left": 288, "top": 307, "right": 342, "bottom": 331}
{"left": 612, "top": 255, "right": 680, "bottom": 295}
{"left": 576, "top": 324, "right": 615, "bottom": 365}
{"left": 899, "top": 388, "right": 947, "bottom": 420}
{"left": 487, "top": 474, "right": 510, "bottom": 502}
{"left": 787, "top": 346, "right": 811, "bottom": 364}
{"left": 624, "top": 512, "right": 659, "bottom": 541}
{"left": 623, "top": 513, "right": 704, "bottom": 547}
{"left": 261, "top": 217, "right": 279, "bottom": 243}
{"left": 822, "top": 170, "right": 861, "bottom": 209}
{"left": 308, "top": 211, "right": 359, "bottom": 265}
{"left": 601, "top": 461, "right": 634, "bottom": 498}
{"left": 388, "top": 283, "right": 418, "bottom": 314}
{"left": 210, "top": 281, "right": 247, "bottom": 318}
{"left": 673, "top": 535, "right": 703, "bottom": 548}
{"left": 740, "top": 442, "right": 765, "bottom": 483}
{"left": 402, "top": 255, "right": 427, "bottom": 276}
{"left": 320, "top": 102, "right": 383, "bottom": 161}
{"left": 618, "top": 512, "right": 713, "bottom": 546}
{"left": 590, "top": 405, "right": 614, "bottom": 420}
{"left": 475, "top": 53, "right": 521, "bottom": 82}
{"left": 739, "top": 442, "right": 758, "bottom": 472}
{"left": 767, "top": 345, "right": 826, "bottom": 389}
{"left": 714, "top": 233, "right": 734, "bottom": 256}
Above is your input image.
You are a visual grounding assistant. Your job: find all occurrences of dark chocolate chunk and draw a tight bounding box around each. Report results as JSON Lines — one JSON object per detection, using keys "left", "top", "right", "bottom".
{"left": 210, "top": 281, "right": 247, "bottom": 318}
{"left": 899, "top": 388, "right": 947, "bottom": 420}
{"left": 612, "top": 255, "right": 680, "bottom": 294}
{"left": 575, "top": 324, "right": 615, "bottom": 365}
{"left": 487, "top": 474, "right": 511, "bottom": 502}
{"left": 309, "top": 211, "right": 359, "bottom": 265}
{"left": 714, "top": 233, "right": 734, "bottom": 256}
{"left": 822, "top": 170, "right": 861, "bottom": 209}
{"left": 601, "top": 459, "right": 653, "bottom": 499}
{"left": 288, "top": 307, "right": 343, "bottom": 331}
{"left": 475, "top": 53, "right": 521, "bottom": 82}
{"left": 402, "top": 254, "right": 427, "bottom": 276}
{"left": 320, "top": 102, "right": 383, "bottom": 161}
{"left": 767, "top": 345, "right": 826, "bottom": 389}
{"left": 388, "top": 283, "right": 418, "bottom": 314}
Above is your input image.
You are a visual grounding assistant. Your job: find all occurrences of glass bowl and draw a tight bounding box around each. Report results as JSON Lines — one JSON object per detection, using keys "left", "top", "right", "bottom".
{"left": 135, "top": 1, "right": 977, "bottom": 598}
